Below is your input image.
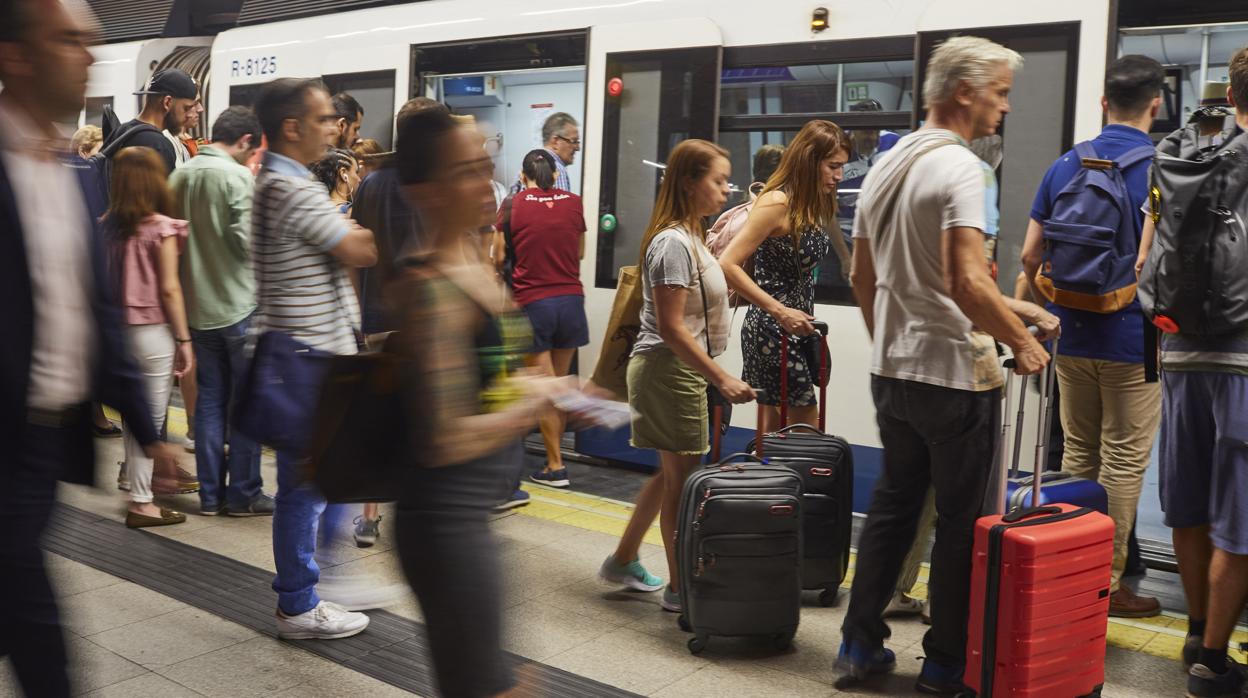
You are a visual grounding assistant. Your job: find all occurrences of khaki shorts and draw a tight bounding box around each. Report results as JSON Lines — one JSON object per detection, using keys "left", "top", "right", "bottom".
{"left": 627, "top": 347, "right": 708, "bottom": 456}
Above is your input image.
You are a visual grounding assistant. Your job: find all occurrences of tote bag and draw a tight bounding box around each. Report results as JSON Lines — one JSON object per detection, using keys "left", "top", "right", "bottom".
{"left": 589, "top": 265, "right": 643, "bottom": 399}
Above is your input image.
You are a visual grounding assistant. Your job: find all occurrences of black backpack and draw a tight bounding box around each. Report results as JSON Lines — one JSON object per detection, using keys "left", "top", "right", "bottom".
{"left": 85, "top": 106, "right": 160, "bottom": 214}
{"left": 1138, "top": 127, "right": 1248, "bottom": 336}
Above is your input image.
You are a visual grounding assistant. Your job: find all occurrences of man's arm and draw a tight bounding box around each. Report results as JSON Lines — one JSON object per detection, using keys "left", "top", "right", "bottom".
{"left": 1019, "top": 217, "right": 1047, "bottom": 305}
{"left": 943, "top": 226, "right": 1049, "bottom": 374}
{"left": 849, "top": 238, "right": 876, "bottom": 340}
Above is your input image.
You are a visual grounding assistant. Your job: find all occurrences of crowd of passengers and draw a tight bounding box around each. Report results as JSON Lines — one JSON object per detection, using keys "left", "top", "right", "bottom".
{"left": 1, "top": 3, "right": 1246, "bottom": 696}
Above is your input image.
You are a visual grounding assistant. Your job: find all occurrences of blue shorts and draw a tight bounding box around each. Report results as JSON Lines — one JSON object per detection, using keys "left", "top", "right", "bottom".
{"left": 522, "top": 294, "right": 589, "bottom": 352}
{"left": 1159, "top": 370, "right": 1248, "bottom": 554}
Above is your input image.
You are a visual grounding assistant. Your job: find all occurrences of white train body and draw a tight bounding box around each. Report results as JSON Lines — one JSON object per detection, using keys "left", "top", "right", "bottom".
{"left": 203, "top": 0, "right": 1114, "bottom": 451}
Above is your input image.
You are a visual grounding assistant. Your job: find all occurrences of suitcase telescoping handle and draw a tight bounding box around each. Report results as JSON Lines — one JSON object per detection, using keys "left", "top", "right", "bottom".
{"left": 998, "top": 333, "right": 1061, "bottom": 521}
{"left": 777, "top": 321, "right": 830, "bottom": 431}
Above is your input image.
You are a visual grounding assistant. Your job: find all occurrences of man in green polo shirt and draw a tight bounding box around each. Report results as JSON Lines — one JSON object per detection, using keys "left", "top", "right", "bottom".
{"left": 169, "top": 105, "right": 273, "bottom": 518}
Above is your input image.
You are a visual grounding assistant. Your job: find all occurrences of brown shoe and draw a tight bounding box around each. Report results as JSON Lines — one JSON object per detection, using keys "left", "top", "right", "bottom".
{"left": 1108, "top": 586, "right": 1161, "bottom": 618}
{"left": 125, "top": 508, "right": 187, "bottom": 529}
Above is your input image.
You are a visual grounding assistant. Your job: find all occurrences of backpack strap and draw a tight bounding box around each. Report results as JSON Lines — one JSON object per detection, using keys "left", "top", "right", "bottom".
{"left": 1072, "top": 141, "right": 1099, "bottom": 162}
{"left": 1113, "top": 144, "right": 1157, "bottom": 171}
{"left": 98, "top": 122, "right": 161, "bottom": 159}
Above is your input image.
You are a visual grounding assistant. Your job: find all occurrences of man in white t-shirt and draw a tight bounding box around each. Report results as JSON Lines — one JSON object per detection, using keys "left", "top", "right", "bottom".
{"left": 837, "top": 37, "right": 1059, "bottom": 693}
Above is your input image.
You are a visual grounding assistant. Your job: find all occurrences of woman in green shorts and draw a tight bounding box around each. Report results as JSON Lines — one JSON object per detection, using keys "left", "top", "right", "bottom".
{"left": 598, "top": 139, "right": 756, "bottom": 612}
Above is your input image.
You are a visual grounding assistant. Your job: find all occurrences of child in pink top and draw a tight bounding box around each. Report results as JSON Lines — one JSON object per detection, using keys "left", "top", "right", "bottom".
{"left": 106, "top": 147, "right": 196, "bottom": 528}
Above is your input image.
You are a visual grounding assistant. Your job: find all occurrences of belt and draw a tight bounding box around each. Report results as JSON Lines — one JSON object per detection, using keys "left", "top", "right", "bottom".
{"left": 27, "top": 403, "right": 88, "bottom": 428}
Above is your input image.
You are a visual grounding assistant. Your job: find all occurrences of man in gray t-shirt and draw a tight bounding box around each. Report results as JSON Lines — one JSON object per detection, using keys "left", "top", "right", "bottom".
{"left": 836, "top": 37, "right": 1057, "bottom": 688}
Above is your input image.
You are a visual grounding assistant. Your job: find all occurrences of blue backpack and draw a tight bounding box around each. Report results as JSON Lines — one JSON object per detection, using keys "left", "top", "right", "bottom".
{"left": 1035, "top": 141, "right": 1155, "bottom": 313}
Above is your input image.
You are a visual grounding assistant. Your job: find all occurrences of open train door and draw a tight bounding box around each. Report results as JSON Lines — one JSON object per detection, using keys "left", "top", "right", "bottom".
{"left": 576, "top": 19, "right": 722, "bottom": 469}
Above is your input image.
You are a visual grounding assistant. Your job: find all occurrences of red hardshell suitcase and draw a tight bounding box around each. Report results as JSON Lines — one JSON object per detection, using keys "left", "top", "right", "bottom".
{"left": 965, "top": 341, "right": 1115, "bottom": 698}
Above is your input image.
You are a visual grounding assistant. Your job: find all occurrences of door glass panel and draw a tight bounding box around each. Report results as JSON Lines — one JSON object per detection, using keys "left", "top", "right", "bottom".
{"left": 917, "top": 25, "right": 1078, "bottom": 296}
{"left": 595, "top": 46, "right": 720, "bottom": 289}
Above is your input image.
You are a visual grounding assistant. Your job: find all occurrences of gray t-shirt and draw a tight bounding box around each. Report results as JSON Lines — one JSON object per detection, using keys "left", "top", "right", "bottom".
{"left": 852, "top": 129, "right": 1002, "bottom": 392}
{"left": 632, "top": 226, "right": 729, "bottom": 358}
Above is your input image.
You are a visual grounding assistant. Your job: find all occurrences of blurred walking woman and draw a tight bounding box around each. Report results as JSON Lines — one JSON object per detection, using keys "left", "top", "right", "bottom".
{"left": 719, "top": 120, "right": 849, "bottom": 432}
{"left": 499, "top": 149, "right": 588, "bottom": 489}
{"left": 598, "top": 139, "right": 755, "bottom": 613}
{"left": 391, "top": 107, "right": 563, "bottom": 697}
{"left": 107, "top": 147, "right": 197, "bottom": 528}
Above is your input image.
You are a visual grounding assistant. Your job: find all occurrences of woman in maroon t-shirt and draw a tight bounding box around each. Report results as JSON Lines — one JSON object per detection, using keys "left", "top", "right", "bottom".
{"left": 496, "top": 150, "right": 587, "bottom": 488}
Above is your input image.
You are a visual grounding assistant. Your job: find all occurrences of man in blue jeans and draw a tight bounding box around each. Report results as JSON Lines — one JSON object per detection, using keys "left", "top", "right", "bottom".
{"left": 844, "top": 37, "right": 1058, "bottom": 694}
{"left": 170, "top": 105, "right": 272, "bottom": 516}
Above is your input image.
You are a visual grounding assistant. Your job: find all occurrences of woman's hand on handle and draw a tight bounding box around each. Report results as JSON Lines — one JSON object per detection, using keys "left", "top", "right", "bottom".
{"left": 715, "top": 375, "right": 756, "bottom": 404}
{"left": 772, "top": 306, "right": 816, "bottom": 337}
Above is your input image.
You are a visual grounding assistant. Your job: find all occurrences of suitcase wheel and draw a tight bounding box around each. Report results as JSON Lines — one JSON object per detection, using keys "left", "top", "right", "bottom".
{"left": 677, "top": 614, "right": 691, "bottom": 633}
{"left": 818, "top": 588, "right": 839, "bottom": 607}
{"left": 772, "top": 633, "right": 793, "bottom": 652}
{"left": 688, "top": 635, "right": 708, "bottom": 655}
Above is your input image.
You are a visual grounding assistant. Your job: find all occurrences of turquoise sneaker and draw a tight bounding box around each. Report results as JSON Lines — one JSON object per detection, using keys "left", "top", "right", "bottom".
{"left": 598, "top": 555, "right": 664, "bottom": 592}
{"left": 661, "top": 586, "right": 681, "bottom": 613}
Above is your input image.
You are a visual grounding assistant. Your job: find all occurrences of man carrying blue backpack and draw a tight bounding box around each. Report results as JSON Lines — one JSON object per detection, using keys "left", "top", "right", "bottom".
{"left": 1020, "top": 54, "right": 1165, "bottom": 618}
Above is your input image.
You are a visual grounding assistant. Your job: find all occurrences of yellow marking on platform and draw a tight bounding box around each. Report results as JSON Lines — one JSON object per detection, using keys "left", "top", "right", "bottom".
{"left": 1107, "top": 622, "right": 1158, "bottom": 652}
{"left": 150, "top": 406, "right": 1248, "bottom": 661}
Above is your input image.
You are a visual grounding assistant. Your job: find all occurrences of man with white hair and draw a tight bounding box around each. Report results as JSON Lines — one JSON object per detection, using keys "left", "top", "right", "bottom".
{"left": 839, "top": 36, "right": 1058, "bottom": 693}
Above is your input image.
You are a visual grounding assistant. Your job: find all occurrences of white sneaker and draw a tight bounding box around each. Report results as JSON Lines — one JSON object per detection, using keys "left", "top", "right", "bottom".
{"left": 275, "top": 601, "right": 369, "bottom": 640}
{"left": 882, "top": 592, "right": 924, "bottom": 618}
{"left": 317, "top": 576, "right": 406, "bottom": 611}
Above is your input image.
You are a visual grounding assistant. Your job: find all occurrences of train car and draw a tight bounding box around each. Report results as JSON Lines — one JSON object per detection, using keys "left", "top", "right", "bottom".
{"left": 200, "top": 0, "right": 1248, "bottom": 570}
{"left": 206, "top": 0, "right": 1113, "bottom": 502}
{"left": 84, "top": 37, "right": 214, "bottom": 137}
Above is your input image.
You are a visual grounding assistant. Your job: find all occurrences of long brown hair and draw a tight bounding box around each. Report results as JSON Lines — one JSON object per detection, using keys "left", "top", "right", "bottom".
{"left": 637, "top": 139, "right": 728, "bottom": 260}
{"left": 758, "top": 120, "right": 848, "bottom": 249}
{"left": 106, "top": 147, "right": 174, "bottom": 238}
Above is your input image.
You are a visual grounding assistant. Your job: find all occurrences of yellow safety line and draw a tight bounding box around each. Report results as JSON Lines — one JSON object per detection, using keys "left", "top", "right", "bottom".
{"left": 143, "top": 405, "right": 1247, "bottom": 664}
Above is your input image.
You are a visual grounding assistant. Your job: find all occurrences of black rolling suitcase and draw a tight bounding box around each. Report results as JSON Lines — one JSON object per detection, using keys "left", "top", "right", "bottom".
{"left": 678, "top": 402, "right": 804, "bottom": 655}
{"left": 747, "top": 322, "right": 853, "bottom": 606}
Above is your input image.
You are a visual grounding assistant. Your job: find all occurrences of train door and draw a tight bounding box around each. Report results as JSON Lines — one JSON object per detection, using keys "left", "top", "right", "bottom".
{"left": 412, "top": 32, "right": 588, "bottom": 196}
{"left": 573, "top": 20, "right": 721, "bottom": 468}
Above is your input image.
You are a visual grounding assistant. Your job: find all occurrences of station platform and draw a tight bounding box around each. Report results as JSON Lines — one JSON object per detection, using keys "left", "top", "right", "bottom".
{"left": 2, "top": 405, "right": 1242, "bottom": 697}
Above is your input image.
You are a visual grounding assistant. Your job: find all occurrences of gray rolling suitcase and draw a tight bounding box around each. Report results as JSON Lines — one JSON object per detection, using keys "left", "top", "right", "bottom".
{"left": 677, "top": 403, "right": 803, "bottom": 655}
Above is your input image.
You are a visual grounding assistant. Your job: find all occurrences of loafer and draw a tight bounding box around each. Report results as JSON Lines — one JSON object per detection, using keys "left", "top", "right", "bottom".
{"left": 126, "top": 508, "right": 186, "bottom": 528}
{"left": 1108, "top": 586, "right": 1160, "bottom": 618}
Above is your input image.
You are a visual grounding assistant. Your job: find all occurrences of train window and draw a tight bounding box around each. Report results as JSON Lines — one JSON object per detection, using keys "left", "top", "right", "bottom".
{"left": 593, "top": 46, "right": 720, "bottom": 290}
{"left": 323, "top": 70, "right": 397, "bottom": 150}
{"left": 718, "top": 37, "right": 914, "bottom": 305}
{"left": 1119, "top": 24, "right": 1248, "bottom": 138}
{"left": 720, "top": 61, "right": 915, "bottom": 117}
{"left": 229, "top": 84, "right": 263, "bottom": 108}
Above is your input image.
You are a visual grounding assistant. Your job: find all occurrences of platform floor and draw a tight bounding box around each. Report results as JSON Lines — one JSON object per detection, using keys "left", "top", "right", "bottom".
{"left": 2, "top": 407, "right": 1242, "bottom": 697}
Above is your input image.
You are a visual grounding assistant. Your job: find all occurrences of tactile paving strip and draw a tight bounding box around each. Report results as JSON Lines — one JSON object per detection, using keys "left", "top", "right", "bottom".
{"left": 43, "top": 503, "right": 641, "bottom": 698}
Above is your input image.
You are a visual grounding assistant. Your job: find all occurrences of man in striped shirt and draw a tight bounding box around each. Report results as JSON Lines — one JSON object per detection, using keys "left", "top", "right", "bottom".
{"left": 252, "top": 78, "right": 379, "bottom": 641}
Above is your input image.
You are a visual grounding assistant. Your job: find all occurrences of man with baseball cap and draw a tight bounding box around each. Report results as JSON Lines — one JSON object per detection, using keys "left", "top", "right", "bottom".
{"left": 101, "top": 67, "right": 199, "bottom": 174}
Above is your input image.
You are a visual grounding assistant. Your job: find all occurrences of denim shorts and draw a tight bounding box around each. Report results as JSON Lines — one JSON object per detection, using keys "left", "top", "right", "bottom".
{"left": 522, "top": 294, "right": 589, "bottom": 352}
{"left": 1158, "top": 370, "right": 1248, "bottom": 554}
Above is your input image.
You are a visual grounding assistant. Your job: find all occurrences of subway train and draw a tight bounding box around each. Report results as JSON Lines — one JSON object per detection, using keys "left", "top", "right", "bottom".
{"left": 81, "top": 0, "right": 1248, "bottom": 570}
